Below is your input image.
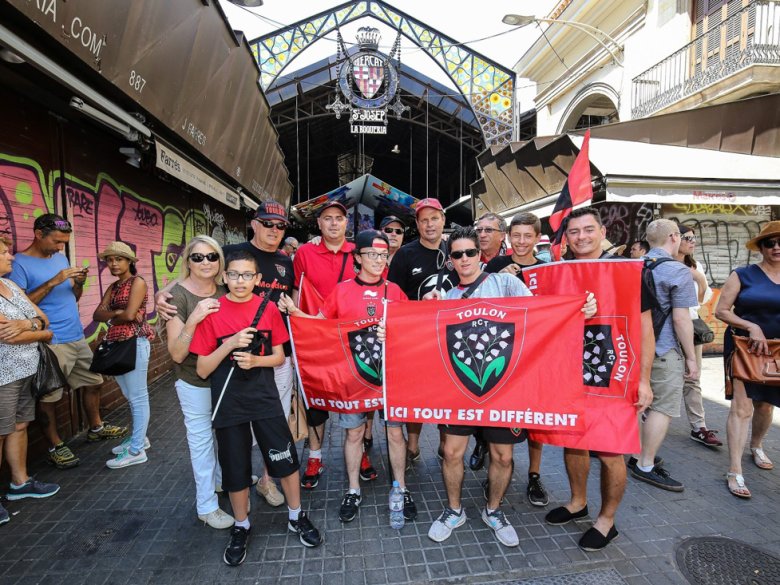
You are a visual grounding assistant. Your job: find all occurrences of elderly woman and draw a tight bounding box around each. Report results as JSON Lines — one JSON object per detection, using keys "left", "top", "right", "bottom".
{"left": 715, "top": 221, "right": 780, "bottom": 498}
{"left": 165, "top": 235, "right": 233, "bottom": 529}
{"left": 93, "top": 241, "right": 155, "bottom": 470}
{"left": 0, "top": 236, "right": 60, "bottom": 525}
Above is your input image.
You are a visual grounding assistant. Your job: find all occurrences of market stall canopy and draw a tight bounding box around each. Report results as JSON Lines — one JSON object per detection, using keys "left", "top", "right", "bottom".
{"left": 292, "top": 174, "right": 419, "bottom": 225}
{"left": 473, "top": 95, "right": 780, "bottom": 218}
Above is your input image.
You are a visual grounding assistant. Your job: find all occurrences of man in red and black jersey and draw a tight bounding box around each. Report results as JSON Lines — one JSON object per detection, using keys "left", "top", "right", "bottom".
{"left": 281, "top": 230, "right": 417, "bottom": 524}
{"left": 292, "top": 201, "right": 356, "bottom": 489}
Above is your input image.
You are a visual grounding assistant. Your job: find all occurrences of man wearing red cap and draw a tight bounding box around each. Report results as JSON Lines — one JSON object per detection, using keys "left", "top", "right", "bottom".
{"left": 292, "top": 200, "right": 357, "bottom": 489}
{"left": 387, "top": 198, "right": 457, "bottom": 463}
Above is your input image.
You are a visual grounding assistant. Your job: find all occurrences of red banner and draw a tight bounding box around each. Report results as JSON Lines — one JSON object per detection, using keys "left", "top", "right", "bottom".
{"left": 522, "top": 260, "right": 643, "bottom": 453}
{"left": 298, "top": 273, "right": 325, "bottom": 315}
{"left": 384, "top": 295, "right": 586, "bottom": 430}
{"left": 290, "top": 314, "right": 384, "bottom": 413}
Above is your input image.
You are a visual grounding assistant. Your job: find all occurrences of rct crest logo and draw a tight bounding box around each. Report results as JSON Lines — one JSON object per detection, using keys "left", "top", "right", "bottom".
{"left": 437, "top": 302, "right": 525, "bottom": 403}
{"left": 581, "top": 317, "right": 635, "bottom": 398}
{"left": 583, "top": 324, "right": 614, "bottom": 387}
{"left": 343, "top": 324, "right": 383, "bottom": 388}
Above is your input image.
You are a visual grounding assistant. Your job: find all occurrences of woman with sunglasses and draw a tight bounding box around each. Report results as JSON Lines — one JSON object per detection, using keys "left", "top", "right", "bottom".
{"left": 164, "top": 235, "right": 234, "bottom": 528}
{"left": 674, "top": 225, "right": 720, "bottom": 447}
{"left": 715, "top": 221, "right": 780, "bottom": 499}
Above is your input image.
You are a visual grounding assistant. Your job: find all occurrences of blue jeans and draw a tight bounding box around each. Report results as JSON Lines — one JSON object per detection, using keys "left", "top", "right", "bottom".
{"left": 175, "top": 379, "right": 222, "bottom": 515}
{"left": 114, "top": 337, "right": 151, "bottom": 454}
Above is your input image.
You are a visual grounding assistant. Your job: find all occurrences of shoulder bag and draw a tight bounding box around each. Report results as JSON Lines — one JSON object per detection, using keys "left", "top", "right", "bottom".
{"left": 692, "top": 318, "right": 715, "bottom": 345}
{"left": 90, "top": 280, "right": 139, "bottom": 376}
{"left": 730, "top": 335, "right": 780, "bottom": 386}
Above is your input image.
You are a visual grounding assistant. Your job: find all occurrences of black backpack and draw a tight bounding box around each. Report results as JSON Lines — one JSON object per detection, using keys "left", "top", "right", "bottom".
{"left": 642, "top": 257, "right": 676, "bottom": 340}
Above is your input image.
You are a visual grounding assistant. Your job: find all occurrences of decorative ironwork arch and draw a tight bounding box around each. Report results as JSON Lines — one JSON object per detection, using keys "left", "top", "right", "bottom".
{"left": 249, "top": 0, "right": 515, "bottom": 145}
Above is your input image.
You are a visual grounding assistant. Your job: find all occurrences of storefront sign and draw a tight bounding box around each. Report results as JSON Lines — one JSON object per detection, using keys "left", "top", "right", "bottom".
{"left": 156, "top": 142, "right": 239, "bottom": 209}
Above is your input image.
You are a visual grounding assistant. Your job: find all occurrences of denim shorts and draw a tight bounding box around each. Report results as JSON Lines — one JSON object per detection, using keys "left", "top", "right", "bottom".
{"left": 338, "top": 410, "right": 403, "bottom": 430}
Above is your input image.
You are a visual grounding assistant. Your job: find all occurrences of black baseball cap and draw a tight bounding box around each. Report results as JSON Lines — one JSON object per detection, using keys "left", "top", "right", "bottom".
{"left": 317, "top": 200, "right": 348, "bottom": 217}
{"left": 380, "top": 215, "right": 404, "bottom": 229}
{"left": 354, "top": 229, "right": 389, "bottom": 251}
{"left": 253, "top": 201, "right": 288, "bottom": 223}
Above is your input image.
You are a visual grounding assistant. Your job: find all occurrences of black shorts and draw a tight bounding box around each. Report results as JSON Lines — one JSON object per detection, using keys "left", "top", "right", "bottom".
{"left": 439, "top": 424, "right": 527, "bottom": 445}
{"left": 305, "top": 406, "right": 329, "bottom": 427}
{"left": 215, "top": 416, "right": 299, "bottom": 492}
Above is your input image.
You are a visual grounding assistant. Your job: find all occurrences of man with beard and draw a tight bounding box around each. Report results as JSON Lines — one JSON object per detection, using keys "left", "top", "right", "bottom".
{"left": 387, "top": 198, "right": 457, "bottom": 462}
{"left": 544, "top": 207, "right": 655, "bottom": 551}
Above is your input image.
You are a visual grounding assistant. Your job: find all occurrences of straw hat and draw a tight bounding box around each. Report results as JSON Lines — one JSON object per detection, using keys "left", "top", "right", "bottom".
{"left": 98, "top": 241, "right": 138, "bottom": 262}
{"left": 746, "top": 221, "right": 780, "bottom": 251}
{"left": 601, "top": 238, "right": 626, "bottom": 256}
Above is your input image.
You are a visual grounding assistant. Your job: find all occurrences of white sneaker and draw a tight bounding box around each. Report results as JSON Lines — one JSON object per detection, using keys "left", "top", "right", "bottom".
{"left": 428, "top": 507, "right": 466, "bottom": 542}
{"left": 481, "top": 508, "right": 519, "bottom": 547}
{"left": 106, "top": 448, "right": 147, "bottom": 469}
{"left": 216, "top": 474, "right": 258, "bottom": 494}
{"left": 198, "top": 508, "right": 234, "bottom": 529}
{"left": 111, "top": 436, "right": 151, "bottom": 455}
{"left": 256, "top": 480, "right": 285, "bottom": 507}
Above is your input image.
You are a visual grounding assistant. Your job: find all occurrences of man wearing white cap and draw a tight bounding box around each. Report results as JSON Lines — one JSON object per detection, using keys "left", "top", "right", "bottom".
{"left": 535, "top": 235, "right": 552, "bottom": 263}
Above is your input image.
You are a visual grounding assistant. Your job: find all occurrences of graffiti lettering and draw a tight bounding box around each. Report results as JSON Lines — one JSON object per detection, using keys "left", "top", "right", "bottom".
{"left": 202, "top": 203, "right": 225, "bottom": 228}
{"left": 670, "top": 203, "right": 772, "bottom": 216}
{"left": 133, "top": 201, "right": 160, "bottom": 227}
{"left": 598, "top": 203, "right": 655, "bottom": 247}
{"left": 66, "top": 186, "right": 94, "bottom": 216}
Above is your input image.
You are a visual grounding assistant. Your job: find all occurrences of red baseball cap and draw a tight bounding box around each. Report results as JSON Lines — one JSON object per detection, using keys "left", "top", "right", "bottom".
{"left": 317, "top": 200, "right": 348, "bottom": 217}
{"left": 415, "top": 198, "right": 444, "bottom": 216}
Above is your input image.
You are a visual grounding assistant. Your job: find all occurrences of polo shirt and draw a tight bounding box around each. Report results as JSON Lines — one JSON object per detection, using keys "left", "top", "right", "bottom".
{"left": 293, "top": 239, "right": 356, "bottom": 298}
{"left": 320, "top": 277, "right": 407, "bottom": 321}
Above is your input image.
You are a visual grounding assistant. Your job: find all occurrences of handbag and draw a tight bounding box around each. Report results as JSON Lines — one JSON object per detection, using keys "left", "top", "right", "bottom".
{"left": 32, "top": 342, "right": 68, "bottom": 399}
{"left": 692, "top": 318, "right": 715, "bottom": 345}
{"left": 730, "top": 335, "right": 780, "bottom": 386}
{"left": 90, "top": 337, "right": 137, "bottom": 375}
{"left": 288, "top": 384, "right": 309, "bottom": 443}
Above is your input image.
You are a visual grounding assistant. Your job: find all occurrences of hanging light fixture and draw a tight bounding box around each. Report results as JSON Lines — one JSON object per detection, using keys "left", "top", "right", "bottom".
{"left": 226, "top": 0, "right": 264, "bottom": 7}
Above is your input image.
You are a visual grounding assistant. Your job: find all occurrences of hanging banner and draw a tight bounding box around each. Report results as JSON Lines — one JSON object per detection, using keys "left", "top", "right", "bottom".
{"left": 522, "top": 259, "right": 643, "bottom": 453}
{"left": 290, "top": 315, "right": 384, "bottom": 414}
{"left": 384, "top": 295, "right": 586, "bottom": 430}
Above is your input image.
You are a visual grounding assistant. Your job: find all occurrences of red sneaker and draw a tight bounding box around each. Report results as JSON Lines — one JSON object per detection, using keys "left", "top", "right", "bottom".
{"left": 690, "top": 427, "right": 722, "bottom": 447}
{"left": 359, "top": 452, "right": 378, "bottom": 481}
{"left": 301, "top": 458, "right": 324, "bottom": 489}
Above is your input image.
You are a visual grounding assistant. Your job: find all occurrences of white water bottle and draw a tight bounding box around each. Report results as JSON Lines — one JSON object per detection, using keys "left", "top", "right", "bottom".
{"left": 389, "top": 480, "right": 404, "bottom": 529}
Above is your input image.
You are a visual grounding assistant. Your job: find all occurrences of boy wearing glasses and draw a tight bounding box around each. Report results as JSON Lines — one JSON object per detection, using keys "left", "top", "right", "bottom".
{"left": 190, "top": 250, "right": 322, "bottom": 566}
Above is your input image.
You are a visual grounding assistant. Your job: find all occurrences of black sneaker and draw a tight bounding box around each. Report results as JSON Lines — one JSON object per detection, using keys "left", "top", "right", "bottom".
{"left": 223, "top": 525, "right": 250, "bottom": 566}
{"left": 482, "top": 479, "right": 505, "bottom": 505}
{"left": 526, "top": 473, "right": 549, "bottom": 506}
{"left": 288, "top": 512, "right": 322, "bottom": 547}
{"left": 6, "top": 477, "right": 60, "bottom": 500}
{"left": 630, "top": 465, "right": 683, "bottom": 492}
{"left": 0, "top": 502, "right": 9, "bottom": 526}
{"left": 339, "top": 492, "right": 361, "bottom": 522}
{"left": 626, "top": 456, "right": 664, "bottom": 472}
{"left": 402, "top": 489, "right": 418, "bottom": 521}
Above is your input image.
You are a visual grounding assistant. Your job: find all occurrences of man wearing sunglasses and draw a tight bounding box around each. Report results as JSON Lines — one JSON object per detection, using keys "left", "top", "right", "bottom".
{"left": 379, "top": 216, "right": 405, "bottom": 265}
{"left": 475, "top": 213, "right": 508, "bottom": 264}
{"left": 10, "top": 214, "right": 127, "bottom": 470}
{"left": 222, "top": 201, "right": 296, "bottom": 506}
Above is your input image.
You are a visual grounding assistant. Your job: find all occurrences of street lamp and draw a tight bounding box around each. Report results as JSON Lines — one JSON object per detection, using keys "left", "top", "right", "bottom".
{"left": 502, "top": 14, "right": 624, "bottom": 66}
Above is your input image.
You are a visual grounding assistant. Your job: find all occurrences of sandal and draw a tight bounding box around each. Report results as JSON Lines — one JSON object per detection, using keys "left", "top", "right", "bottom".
{"left": 751, "top": 447, "right": 774, "bottom": 470}
{"left": 726, "top": 472, "right": 751, "bottom": 499}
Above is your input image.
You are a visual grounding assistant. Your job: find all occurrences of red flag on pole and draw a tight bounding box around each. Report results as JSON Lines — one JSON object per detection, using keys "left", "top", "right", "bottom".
{"left": 298, "top": 273, "right": 325, "bottom": 316}
{"left": 549, "top": 130, "right": 593, "bottom": 260}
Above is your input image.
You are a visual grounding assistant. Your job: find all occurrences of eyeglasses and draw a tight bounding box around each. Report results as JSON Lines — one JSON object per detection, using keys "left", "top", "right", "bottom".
{"left": 225, "top": 271, "right": 257, "bottom": 281}
{"left": 475, "top": 227, "right": 502, "bottom": 235}
{"left": 383, "top": 227, "right": 404, "bottom": 235}
{"left": 760, "top": 238, "right": 780, "bottom": 249}
{"left": 681, "top": 235, "right": 696, "bottom": 243}
{"left": 189, "top": 252, "right": 220, "bottom": 263}
{"left": 359, "top": 251, "right": 389, "bottom": 261}
{"left": 256, "top": 219, "right": 287, "bottom": 230}
{"left": 450, "top": 248, "right": 479, "bottom": 260}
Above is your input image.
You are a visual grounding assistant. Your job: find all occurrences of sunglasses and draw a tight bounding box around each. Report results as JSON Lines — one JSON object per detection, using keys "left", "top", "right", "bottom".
{"left": 257, "top": 220, "right": 288, "bottom": 230}
{"left": 383, "top": 227, "right": 404, "bottom": 235}
{"left": 38, "top": 219, "right": 72, "bottom": 232}
{"left": 681, "top": 235, "right": 696, "bottom": 243}
{"left": 189, "top": 252, "right": 220, "bottom": 263}
{"left": 760, "top": 238, "right": 780, "bottom": 249}
{"left": 450, "top": 248, "right": 479, "bottom": 260}
{"left": 475, "top": 227, "right": 502, "bottom": 234}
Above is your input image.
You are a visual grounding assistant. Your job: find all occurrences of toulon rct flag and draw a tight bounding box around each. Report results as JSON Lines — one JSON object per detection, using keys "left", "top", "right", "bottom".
{"left": 290, "top": 315, "right": 385, "bottom": 414}
{"left": 383, "top": 295, "right": 586, "bottom": 430}
{"left": 522, "top": 259, "right": 643, "bottom": 453}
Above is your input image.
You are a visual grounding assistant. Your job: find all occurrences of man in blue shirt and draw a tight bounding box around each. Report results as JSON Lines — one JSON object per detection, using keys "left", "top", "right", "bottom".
{"left": 10, "top": 214, "right": 127, "bottom": 468}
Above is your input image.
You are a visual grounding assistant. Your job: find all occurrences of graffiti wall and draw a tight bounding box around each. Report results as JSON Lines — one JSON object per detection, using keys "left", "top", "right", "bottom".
{"left": 598, "top": 202, "right": 655, "bottom": 248}
{"left": 0, "top": 153, "right": 246, "bottom": 341}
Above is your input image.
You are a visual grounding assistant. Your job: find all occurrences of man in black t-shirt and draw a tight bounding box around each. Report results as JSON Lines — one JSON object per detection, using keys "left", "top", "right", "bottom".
{"left": 543, "top": 207, "right": 655, "bottom": 553}
{"left": 222, "top": 201, "right": 294, "bottom": 508}
{"left": 483, "top": 212, "right": 549, "bottom": 507}
{"left": 387, "top": 198, "right": 457, "bottom": 462}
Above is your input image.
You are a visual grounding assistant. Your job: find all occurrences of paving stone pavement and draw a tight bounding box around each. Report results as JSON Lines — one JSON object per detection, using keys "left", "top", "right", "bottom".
{"left": 0, "top": 357, "right": 778, "bottom": 585}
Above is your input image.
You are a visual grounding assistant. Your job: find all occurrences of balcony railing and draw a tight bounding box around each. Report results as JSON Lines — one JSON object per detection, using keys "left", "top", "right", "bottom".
{"left": 631, "top": 0, "right": 780, "bottom": 118}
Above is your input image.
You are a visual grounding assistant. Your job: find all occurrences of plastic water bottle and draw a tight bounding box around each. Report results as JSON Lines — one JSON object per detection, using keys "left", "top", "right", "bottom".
{"left": 389, "top": 480, "right": 404, "bottom": 529}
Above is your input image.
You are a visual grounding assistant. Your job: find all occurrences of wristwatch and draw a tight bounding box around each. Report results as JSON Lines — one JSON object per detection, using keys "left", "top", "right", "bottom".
{"left": 30, "top": 318, "right": 39, "bottom": 331}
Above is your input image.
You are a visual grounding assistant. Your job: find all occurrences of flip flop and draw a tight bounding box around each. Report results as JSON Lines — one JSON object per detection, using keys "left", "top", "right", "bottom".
{"left": 726, "top": 472, "right": 751, "bottom": 499}
{"left": 751, "top": 447, "right": 774, "bottom": 470}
